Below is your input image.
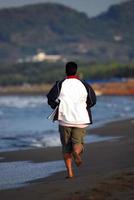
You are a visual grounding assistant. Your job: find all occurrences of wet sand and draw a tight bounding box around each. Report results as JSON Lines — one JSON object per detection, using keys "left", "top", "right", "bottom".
{"left": 0, "top": 118, "right": 134, "bottom": 200}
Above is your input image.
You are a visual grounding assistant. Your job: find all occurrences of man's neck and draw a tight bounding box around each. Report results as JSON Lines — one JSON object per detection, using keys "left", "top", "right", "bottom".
{"left": 66, "top": 75, "right": 79, "bottom": 79}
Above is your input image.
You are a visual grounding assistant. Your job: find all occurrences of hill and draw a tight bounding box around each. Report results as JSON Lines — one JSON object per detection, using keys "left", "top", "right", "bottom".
{"left": 0, "top": 0, "right": 134, "bottom": 63}
{"left": 0, "top": 3, "right": 91, "bottom": 62}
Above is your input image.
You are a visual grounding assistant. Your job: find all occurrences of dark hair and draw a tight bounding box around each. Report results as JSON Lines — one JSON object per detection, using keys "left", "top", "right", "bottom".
{"left": 65, "top": 61, "right": 77, "bottom": 76}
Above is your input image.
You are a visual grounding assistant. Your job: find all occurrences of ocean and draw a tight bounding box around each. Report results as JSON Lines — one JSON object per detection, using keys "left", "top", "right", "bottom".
{"left": 0, "top": 95, "right": 134, "bottom": 152}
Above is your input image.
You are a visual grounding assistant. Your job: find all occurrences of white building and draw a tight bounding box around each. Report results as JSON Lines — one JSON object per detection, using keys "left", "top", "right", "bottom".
{"left": 32, "top": 52, "right": 62, "bottom": 62}
{"left": 17, "top": 51, "right": 63, "bottom": 63}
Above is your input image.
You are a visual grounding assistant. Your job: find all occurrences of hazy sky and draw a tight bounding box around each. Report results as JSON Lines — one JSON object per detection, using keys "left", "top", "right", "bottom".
{"left": 0, "top": 0, "right": 129, "bottom": 17}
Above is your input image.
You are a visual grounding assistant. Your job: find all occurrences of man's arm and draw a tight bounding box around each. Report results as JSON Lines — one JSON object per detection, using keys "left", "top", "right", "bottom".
{"left": 81, "top": 80, "right": 97, "bottom": 107}
{"left": 46, "top": 81, "right": 59, "bottom": 109}
{"left": 47, "top": 79, "right": 65, "bottom": 109}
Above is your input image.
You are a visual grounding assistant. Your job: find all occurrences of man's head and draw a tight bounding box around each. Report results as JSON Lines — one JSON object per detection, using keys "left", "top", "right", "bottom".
{"left": 65, "top": 61, "right": 77, "bottom": 76}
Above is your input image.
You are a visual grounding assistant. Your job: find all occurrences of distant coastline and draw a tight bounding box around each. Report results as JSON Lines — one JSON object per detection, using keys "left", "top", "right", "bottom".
{"left": 93, "top": 78, "right": 134, "bottom": 96}
{"left": 0, "top": 78, "right": 133, "bottom": 95}
{"left": 0, "top": 84, "right": 51, "bottom": 95}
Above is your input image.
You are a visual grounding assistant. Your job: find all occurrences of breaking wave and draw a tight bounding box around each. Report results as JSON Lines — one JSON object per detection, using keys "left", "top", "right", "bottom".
{"left": 0, "top": 96, "right": 47, "bottom": 108}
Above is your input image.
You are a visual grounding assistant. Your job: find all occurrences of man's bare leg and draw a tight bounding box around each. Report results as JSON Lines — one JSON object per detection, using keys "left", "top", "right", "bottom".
{"left": 63, "top": 153, "right": 74, "bottom": 178}
{"left": 73, "top": 143, "right": 83, "bottom": 166}
{"left": 73, "top": 143, "right": 83, "bottom": 154}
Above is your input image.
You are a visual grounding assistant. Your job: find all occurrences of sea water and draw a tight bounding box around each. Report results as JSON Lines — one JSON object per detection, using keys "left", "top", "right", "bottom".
{"left": 0, "top": 95, "right": 134, "bottom": 152}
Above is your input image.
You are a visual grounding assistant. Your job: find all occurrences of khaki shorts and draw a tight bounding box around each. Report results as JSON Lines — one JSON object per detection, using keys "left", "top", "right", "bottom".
{"left": 59, "top": 125, "right": 86, "bottom": 153}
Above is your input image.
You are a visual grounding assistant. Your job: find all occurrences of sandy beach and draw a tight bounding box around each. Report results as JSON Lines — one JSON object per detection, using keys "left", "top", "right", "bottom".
{"left": 0, "top": 118, "right": 134, "bottom": 200}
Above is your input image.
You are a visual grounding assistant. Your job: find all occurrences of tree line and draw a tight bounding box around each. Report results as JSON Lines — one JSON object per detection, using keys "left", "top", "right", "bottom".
{"left": 0, "top": 61, "right": 133, "bottom": 86}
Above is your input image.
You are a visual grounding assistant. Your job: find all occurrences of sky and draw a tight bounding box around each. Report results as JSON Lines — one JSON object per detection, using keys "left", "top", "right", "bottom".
{"left": 0, "top": 0, "right": 129, "bottom": 17}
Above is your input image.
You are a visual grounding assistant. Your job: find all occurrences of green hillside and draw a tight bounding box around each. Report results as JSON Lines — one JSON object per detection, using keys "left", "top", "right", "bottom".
{"left": 90, "top": 0, "right": 134, "bottom": 44}
{"left": 0, "top": 3, "right": 91, "bottom": 62}
{"left": 0, "top": 0, "right": 134, "bottom": 62}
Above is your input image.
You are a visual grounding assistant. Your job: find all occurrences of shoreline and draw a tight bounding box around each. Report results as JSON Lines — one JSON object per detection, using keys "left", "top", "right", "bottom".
{"left": 0, "top": 118, "right": 134, "bottom": 199}
{"left": 0, "top": 117, "right": 132, "bottom": 156}
{"left": 0, "top": 133, "right": 118, "bottom": 154}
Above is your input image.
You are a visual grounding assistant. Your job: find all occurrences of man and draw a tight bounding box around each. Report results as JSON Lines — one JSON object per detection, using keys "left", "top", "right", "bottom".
{"left": 47, "top": 61, "right": 96, "bottom": 178}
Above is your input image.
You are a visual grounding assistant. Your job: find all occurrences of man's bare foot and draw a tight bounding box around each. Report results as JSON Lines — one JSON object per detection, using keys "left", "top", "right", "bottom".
{"left": 65, "top": 175, "right": 74, "bottom": 179}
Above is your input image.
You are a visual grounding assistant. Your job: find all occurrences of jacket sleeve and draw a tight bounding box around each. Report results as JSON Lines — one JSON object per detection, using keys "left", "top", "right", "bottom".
{"left": 81, "top": 80, "right": 97, "bottom": 108}
{"left": 88, "top": 84, "right": 97, "bottom": 107}
{"left": 46, "top": 81, "right": 60, "bottom": 109}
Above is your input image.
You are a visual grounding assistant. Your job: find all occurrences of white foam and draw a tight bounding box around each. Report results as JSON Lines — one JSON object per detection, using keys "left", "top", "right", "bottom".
{"left": 30, "top": 134, "right": 61, "bottom": 148}
{"left": 0, "top": 133, "right": 119, "bottom": 152}
{"left": 0, "top": 96, "right": 47, "bottom": 108}
{"left": 85, "top": 135, "right": 120, "bottom": 143}
{"left": 0, "top": 160, "right": 65, "bottom": 190}
{"left": 29, "top": 134, "right": 119, "bottom": 149}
